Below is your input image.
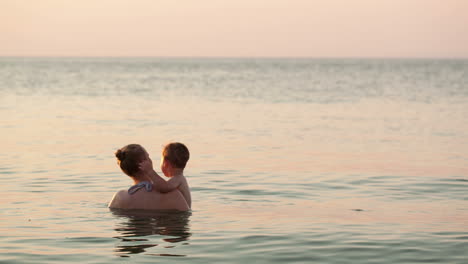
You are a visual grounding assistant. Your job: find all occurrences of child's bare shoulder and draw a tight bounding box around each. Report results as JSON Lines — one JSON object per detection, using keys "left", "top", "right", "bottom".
{"left": 175, "top": 174, "right": 188, "bottom": 183}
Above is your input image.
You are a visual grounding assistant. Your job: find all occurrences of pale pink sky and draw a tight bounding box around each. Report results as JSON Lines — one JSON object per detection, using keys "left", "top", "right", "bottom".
{"left": 1, "top": 0, "right": 467, "bottom": 57}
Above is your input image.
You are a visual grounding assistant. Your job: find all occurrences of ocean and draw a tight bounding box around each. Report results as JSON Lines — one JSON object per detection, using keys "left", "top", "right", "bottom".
{"left": 0, "top": 57, "right": 467, "bottom": 263}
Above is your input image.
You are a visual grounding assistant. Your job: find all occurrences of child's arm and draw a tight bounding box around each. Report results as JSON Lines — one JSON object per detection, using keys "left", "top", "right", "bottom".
{"left": 139, "top": 160, "right": 182, "bottom": 193}
{"left": 148, "top": 170, "right": 182, "bottom": 193}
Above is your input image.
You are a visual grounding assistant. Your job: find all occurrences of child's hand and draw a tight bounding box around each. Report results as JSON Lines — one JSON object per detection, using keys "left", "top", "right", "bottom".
{"left": 138, "top": 159, "right": 153, "bottom": 173}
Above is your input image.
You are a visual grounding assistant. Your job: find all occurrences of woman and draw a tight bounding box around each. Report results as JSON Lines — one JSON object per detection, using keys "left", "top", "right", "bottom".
{"left": 108, "top": 144, "right": 189, "bottom": 211}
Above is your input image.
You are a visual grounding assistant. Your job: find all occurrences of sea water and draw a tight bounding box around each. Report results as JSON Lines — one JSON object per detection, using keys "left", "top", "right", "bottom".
{"left": 0, "top": 58, "right": 467, "bottom": 263}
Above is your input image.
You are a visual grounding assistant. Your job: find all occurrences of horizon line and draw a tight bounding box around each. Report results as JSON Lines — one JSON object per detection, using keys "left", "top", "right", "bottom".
{"left": 1, "top": 55, "right": 467, "bottom": 60}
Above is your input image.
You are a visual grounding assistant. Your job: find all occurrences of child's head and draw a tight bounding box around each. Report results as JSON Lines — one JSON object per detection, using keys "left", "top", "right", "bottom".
{"left": 115, "top": 144, "right": 149, "bottom": 177}
{"left": 161, "top": 142, "right": 190, "bottom": 176}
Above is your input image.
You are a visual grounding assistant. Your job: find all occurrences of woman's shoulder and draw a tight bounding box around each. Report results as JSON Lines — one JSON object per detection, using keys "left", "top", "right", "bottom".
{"left": 108, "top": 189, "right": 131, "bottom": 209}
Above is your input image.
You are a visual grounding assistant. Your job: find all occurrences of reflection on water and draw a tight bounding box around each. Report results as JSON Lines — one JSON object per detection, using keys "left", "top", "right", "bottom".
{"left": 111, "top": 209, "right": 192, "bottom": 257}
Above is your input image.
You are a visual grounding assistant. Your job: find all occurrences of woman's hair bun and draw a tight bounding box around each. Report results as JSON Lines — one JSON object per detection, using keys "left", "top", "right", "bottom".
{"left": 115, "top": 149, "right": 126, "bottom": 161}
{"left": 115, "top": 144, "right": 146, "bottom": 177}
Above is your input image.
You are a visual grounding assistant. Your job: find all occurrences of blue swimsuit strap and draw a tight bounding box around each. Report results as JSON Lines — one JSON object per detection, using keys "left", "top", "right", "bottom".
{"left": 127, "top": 181, "right": 153, "bottom": 195}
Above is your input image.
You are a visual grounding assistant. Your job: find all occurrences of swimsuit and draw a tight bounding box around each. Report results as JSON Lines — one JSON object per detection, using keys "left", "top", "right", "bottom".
{"left": 127, "top": 181, "right": 153, "bottom": 195}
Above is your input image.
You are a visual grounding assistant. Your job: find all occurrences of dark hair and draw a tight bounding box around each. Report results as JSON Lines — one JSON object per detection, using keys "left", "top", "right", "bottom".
{"left": 162, "top": 142, "right": 190, "bottom": 169}
{"left": 115, "top": 144, "right": 147, "bottom": 176}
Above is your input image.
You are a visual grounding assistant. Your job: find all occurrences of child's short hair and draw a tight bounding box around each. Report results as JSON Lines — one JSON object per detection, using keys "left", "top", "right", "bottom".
{"left": 162, "top": 142, "right": 190, "bottom": 169}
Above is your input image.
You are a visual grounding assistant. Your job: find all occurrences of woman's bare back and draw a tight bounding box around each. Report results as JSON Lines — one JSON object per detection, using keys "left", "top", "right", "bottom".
{"left": 108, "top": 189, "right": 189, "bottom": 211}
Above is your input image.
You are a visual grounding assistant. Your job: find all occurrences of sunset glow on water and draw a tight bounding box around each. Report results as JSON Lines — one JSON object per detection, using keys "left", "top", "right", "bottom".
{"left": 1, "top": 58, "right": 467, "bottom": 263}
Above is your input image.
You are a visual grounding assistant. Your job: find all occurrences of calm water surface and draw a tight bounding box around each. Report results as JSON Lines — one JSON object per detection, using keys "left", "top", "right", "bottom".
{"left": 1, "top": 58, "right": 467, "bottom": 263}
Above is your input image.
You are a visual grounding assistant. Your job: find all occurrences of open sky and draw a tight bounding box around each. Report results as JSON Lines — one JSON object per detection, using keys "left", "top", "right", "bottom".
{"left": 1, "top": 0, "right": 467, "bottom": 57}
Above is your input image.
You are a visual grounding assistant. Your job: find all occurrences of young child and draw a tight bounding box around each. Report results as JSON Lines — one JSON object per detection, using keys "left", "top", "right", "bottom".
{"left": 139, "top": 142, "right": 192, "bottom": 208}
